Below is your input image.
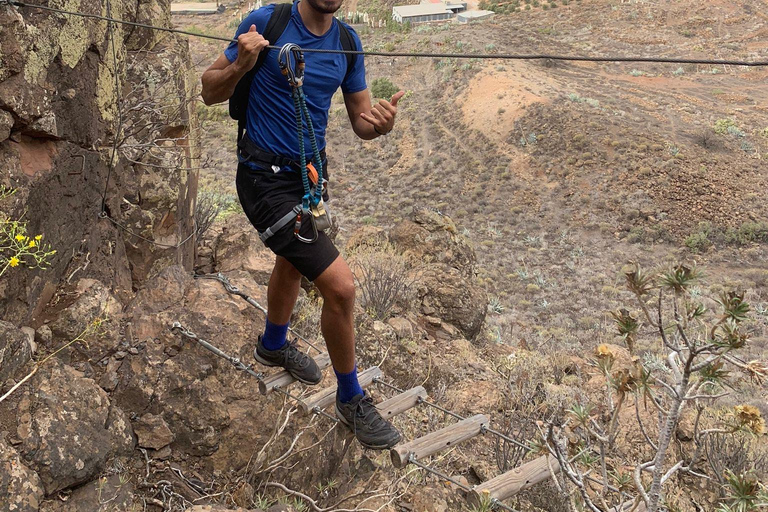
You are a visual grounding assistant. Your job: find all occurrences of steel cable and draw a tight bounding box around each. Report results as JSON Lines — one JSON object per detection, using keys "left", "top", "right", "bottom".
{"left": 7, "top": 0, "right": 768, "bottom": 66}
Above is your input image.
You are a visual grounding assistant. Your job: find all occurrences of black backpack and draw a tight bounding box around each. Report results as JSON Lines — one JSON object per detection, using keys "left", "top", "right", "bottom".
{"left": 229, "top": 2, "right": 358, "bottom": 143}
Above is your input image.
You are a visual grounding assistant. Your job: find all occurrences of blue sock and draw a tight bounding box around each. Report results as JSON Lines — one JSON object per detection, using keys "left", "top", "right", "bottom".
{"left": 335, "top": 366, "right": 364, "bottom": 403}
{"left": 261, "top": 319, "right": 289, "bottom": 351}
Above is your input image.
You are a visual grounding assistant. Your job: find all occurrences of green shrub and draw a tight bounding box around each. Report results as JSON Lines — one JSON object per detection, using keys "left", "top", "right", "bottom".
{"left": 714, "top": 118, "right": 737, "bottom": 135}
{"left": 370, "top": 77, "right": 400, "bottom": 100}
{"left": 684, "top": 222, "right": 713, "bottom": 252}
{"left": 725, "top": 221, "right": 768, "bottom": 245}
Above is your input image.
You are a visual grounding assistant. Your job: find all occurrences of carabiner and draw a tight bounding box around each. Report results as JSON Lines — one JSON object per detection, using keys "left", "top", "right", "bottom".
{"left": 278, "top": 43, "right": 305, "bottom": 88}
{"left": 294, "top": 208, "right": 319, "bottom": 244}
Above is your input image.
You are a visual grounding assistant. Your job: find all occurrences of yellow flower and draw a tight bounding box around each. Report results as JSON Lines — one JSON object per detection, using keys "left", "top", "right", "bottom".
{"left": 28, "top": 240, "right": 36, "bottom": 248}
{"left": 734, "top": 405, "right": 765, "bottom": 435}
{"left": 595, "top": 344, "right": 615, "bottom": 359}
{"left": 15, "top": 234, "right": 25, "bottom": 242}
{"left": 35, "top": 235, "right": 42, "bottom": 241}
{"left": 9, "top": 256, "right": 20, "bottom": 267}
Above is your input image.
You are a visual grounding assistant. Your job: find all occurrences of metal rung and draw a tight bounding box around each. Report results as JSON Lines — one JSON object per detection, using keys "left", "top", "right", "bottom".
{"left": 376, "top": 386, "right": 427, "bottom": 419}
{"left": 467, "top": 455, "right": 560, "bottom": 506}
{"left": 390, "top": 414, "right": 489, "bottom": 469}
{"left": 259, "top": 352, "right": 332, "bottom": 395}
{"left": 298, "top": 366, "right": 383, "bottom": 415}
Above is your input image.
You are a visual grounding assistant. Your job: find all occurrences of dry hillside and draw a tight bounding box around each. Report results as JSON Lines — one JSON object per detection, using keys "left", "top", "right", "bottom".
{"left": 0, "top": 0, "right": 766, "bottom": 511}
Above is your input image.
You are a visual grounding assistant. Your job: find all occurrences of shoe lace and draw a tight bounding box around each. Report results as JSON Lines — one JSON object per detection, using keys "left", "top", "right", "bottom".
{"left": 353, "top": 395, "right": 388, "bottom": 433}
{"left": 283, "top": 339, "right": 310, "bottom": 369}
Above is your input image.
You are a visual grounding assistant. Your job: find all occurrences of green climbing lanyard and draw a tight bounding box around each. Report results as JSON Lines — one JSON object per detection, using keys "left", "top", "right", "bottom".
{"left": 277, "top": 43, "right": 330, "bottom": 243}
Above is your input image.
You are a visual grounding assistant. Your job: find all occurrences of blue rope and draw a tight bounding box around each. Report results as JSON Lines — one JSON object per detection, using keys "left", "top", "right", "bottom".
{"left": 281, "top": 43, "right": 324, "bottom": 210}
{"left": 291, "top": 88, "right": 311, "bottom": 208}
{"left": 298, "top": 88, "right": 324, "bottom": 204}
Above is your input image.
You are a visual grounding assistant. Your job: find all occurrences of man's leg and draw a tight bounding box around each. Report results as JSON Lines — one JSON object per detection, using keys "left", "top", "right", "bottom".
{"left": 315, "top": 255, "right": 401, "bottom": 449}
{"left": 268, "top": 256, "right": 303, "bottom": 324}
{"left": 254, "top": 255, "right": 322, "bottom": 385}
{"left": 313, "top": 256, "right": 356, "bottom": 372}
{"left": 261, "top": 256, "right": 303, "bottom": 350}
{"left": 313, "top": 256, "right": 362, "bottom": 402}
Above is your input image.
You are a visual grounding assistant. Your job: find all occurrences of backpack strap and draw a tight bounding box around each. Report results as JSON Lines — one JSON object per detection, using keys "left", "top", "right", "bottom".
{"left": 335, "top": 19, "right": 357, "bottom": 79}
{"left": 231, "top": 2, "right": 293, "bottom": 143}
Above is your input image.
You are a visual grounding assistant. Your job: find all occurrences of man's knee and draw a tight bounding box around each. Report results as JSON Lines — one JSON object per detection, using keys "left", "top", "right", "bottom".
{"left": 324, "top": 277, "right": 355, "bottom": 311}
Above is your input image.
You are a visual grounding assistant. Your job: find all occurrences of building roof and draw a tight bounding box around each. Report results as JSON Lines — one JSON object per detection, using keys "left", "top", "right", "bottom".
{"left": 457, "top": 9, "right": 494, "bottom": 18}
{"left": 393, "top": 3, "right": 452, "bottom": 17}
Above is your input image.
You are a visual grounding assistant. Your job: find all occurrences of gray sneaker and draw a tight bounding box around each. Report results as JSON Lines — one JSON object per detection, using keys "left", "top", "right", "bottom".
{"left": 336, "top": 393, "right": 402, "bottom": 450}
{"left": 254, "top": 336, "right": 322, "bottom": 385}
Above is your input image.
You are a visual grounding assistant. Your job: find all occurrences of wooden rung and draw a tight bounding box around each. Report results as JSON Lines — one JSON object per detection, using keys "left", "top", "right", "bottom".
{"left": 299, "top": 366, "right": 383, "bottom": 415}
{"left": 376, "top": 386, "right": 427, "bottom": 419}
{"left": 259, "top": 352, "right": 332, "bottom": 395}
{"left": 390, "top": 414, "right": 489, "bottom": 469}
{"left": 467, "top": 455, "right": 560, "bottom": 506}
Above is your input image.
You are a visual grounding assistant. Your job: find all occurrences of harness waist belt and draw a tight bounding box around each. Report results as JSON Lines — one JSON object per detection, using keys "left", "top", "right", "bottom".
{"left": 238, "top": 133, "right": 326, "bottom": 171}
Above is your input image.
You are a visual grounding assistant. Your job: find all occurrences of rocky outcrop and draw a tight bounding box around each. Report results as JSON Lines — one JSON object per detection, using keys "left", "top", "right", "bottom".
{"left": 116, "top": 266, "right": 276, "bottom": 469}
{"left": 0, "top": 319, "right": 34, "bottom": 383}
{"left": 43, "top": 474, "right": 135, "bottom": 512}
{"left": 390, "top": 208, "right": 487, "bottom": 340}
{"left": 0, "top": 438, "right": 44, "bottom": 512}
{"left": 213, "top": 215, "right": 275, "bottom": 285}
{"left": 16, "top": 362, "right": 135, "bottom": 494}
{"left": 133, "top": 412, "right": 175, "bottom": 450}
{"left": 0, "top": 0, "right": 198, "bottom": 324}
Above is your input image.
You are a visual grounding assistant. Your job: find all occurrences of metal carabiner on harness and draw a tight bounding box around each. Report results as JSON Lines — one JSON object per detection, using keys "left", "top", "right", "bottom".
{"left": 294, "top": 207, "right": 319, "bottom": 244}
{"left": 278, "top": 43, "right": 305, "bottom": 88}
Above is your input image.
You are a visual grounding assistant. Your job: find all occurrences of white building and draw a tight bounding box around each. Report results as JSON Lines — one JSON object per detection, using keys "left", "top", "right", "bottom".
{"left": 392, "top": 2, "right": 454, "bottom": 24}
{"left": 421, "top": 0, "right": 467, "bottom": 13}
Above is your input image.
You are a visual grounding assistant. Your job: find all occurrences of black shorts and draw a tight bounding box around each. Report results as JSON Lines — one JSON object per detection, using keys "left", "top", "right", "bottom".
{"left": 235, "top": 162, "right": 339, "bottom": 281}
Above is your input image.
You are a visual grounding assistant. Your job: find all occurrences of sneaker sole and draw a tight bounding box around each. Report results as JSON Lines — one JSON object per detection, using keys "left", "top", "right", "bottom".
{"left": 253, "top": 350, "right": 322, "bottom": 386}
{"left": 335, "top": 404, "right": 401, "bottom": 450}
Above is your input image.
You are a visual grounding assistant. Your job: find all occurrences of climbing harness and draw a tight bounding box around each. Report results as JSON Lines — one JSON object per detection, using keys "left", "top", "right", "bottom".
{"left": 258, "top": 43, "right": 333, "bottom": 245}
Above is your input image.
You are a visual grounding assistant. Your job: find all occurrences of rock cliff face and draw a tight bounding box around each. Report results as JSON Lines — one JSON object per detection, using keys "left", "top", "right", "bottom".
{"left": 0, "top": 0, "right": 198, "bottom": 323}
{"left": 0, "top": 0, "right": 200, "bottom": 507}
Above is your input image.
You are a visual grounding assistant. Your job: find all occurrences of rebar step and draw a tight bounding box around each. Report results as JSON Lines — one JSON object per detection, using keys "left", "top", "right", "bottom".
{"left": 259, "top": 352, "right": 332, "bottom": 395}
{"left": 375, "top": 386, "right": 427, "bottom": 419}
{"left": 298, "top": 366, "right": 383, "bottom": 415}
{"left": 467, "top": 455, "right": 560, "bottom": 507}
{"left": 390, "top": 414, "right": 489, "bottom": 468}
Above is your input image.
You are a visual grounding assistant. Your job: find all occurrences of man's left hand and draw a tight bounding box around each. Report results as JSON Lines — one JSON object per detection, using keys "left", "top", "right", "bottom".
{"left": 360, "top": 90, "right": 405, "bottom": 136}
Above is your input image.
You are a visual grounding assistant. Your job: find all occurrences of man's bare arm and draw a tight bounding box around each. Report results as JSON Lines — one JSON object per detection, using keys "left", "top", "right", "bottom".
{"left": 200, "top": 25, "right": 269, "bottom": 106}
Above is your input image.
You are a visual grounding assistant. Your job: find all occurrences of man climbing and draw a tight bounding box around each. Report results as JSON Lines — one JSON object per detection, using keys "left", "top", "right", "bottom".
{"left": 200, "top": 0, "right": 404, "bottom": 449}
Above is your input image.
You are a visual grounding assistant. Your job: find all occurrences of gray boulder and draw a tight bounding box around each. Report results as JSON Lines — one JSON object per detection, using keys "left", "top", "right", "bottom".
{"left": 17, "top": 362, "right": 135, "bottom": 494}
{"left": 0, "top": 438, "right": 44, "bottom": 512}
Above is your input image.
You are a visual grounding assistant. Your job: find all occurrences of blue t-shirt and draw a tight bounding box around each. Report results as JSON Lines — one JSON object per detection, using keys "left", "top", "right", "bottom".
{"left": 224, "top": 2, "right": 366, "bottom": 162}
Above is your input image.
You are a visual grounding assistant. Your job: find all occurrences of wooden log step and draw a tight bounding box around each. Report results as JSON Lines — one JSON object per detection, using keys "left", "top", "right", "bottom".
{"left": 259, "top": 352, "right": 332, "bottom": 395}
{"left": 467, "top": 455, "right": 560, "bottom": 506}
{"left": 298, "top": 366, "right": 383, "bottom": 415}
{"left": 376, "top": 386, "right": 427, "bottom": 419}
{"left": 390, "top": 414, "right": 489, "bottom": 469}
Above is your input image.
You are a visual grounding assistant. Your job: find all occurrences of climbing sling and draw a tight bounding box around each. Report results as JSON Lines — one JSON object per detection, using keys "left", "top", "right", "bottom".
{"left": 258, "top": 43, "right": 331, "bottom": 245}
